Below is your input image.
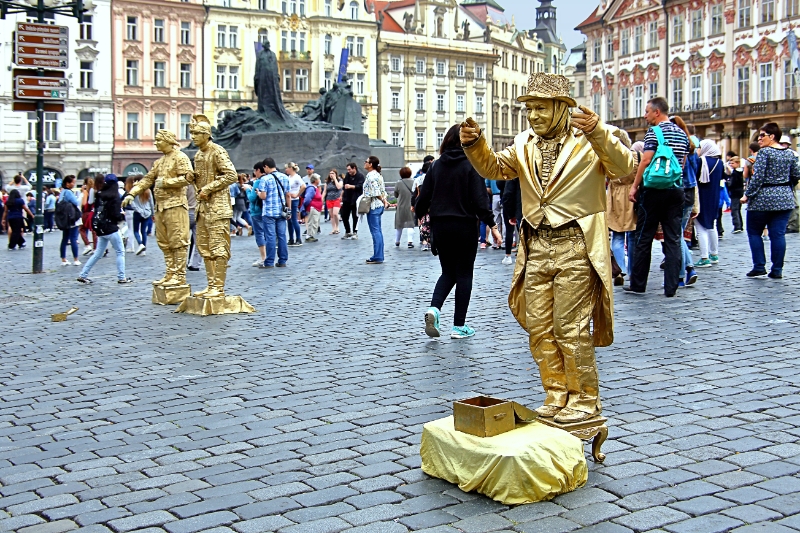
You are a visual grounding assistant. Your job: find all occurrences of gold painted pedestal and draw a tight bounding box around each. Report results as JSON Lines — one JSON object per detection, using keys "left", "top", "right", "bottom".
{"left": 537, "top": 415, "right": 608, "bottom": 463}
{"left": 174, "top": 295, "right": 255, "bottom": 315}
{"left": 152, "top": 284, "right": 191, "bottom": 305}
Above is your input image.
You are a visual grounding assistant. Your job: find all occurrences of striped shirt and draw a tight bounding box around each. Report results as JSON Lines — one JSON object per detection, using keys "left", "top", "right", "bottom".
{"left": 643, "top": 120, "right": 690, "bottom": 170}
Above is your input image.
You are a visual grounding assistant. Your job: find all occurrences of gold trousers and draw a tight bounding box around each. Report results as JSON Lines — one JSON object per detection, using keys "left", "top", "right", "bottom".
{"left": 196, "top": 213, "right": 231, "bottom": 260}
{"left": 524, "top": 226, "right": 602, "bottom": 415}
{"left": 155, "top": 207, "right": 190, "bottom": 251}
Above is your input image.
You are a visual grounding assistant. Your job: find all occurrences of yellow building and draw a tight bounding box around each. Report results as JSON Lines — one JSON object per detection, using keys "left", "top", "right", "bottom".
{"left": 203, "top": 0, "right": 379, "bottom": 136}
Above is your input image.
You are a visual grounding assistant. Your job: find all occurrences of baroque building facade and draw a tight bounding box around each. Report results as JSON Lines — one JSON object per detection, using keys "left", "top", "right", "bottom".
{"left": 0, "top": 0, "right": 113, "bottom": 186}
{"left": 577, "top": 0, "right": 800, "bottom": 154}
{"left": 111, "top": 0, "right": 205, "bottom": 176}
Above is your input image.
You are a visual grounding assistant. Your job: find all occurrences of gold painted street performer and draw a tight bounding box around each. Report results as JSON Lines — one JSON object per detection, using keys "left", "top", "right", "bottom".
{"left": 122, "top": 129, "right": 193, "bottom": 288}
{"left": 188, "top": 114, "right": 238, "bottom": 299}
{"left": 460, "top": 73, "right": 635, "bottom": 424}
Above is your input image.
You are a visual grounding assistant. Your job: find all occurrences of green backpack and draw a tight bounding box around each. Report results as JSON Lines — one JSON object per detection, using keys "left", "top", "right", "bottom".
{"left": 643, "top": 125, "right": 683, "bottom": 189}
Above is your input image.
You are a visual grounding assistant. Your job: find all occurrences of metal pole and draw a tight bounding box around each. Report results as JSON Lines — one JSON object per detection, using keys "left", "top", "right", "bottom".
{"left": 31, "top": 0, "right": 45, "bottom": 273}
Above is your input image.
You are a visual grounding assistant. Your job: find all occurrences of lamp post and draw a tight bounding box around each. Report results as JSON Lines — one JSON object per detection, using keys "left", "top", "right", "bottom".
{"left": 1, "top": 0, "right": 89, "bottom": 273}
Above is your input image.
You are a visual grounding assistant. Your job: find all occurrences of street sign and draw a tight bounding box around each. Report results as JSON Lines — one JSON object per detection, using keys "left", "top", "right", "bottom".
{"left": 15, "top": 87, "right": 68, "bottom": 99}
{"left": 12, "top": 102, "right": 65, "bottom": 113}
{"left": 14, "top": 23, "right": 69, "bottom": 69}
{"left": 12, "top": 69, "right": 66, "bottom": 111}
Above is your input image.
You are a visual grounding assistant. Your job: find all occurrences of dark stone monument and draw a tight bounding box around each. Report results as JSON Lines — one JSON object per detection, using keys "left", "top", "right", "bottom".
{"left": 185, "top": 40, "right": 370, "bottom": 172}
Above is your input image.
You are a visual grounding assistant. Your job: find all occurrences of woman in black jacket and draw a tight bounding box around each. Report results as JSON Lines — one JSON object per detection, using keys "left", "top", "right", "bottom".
{"left": 77, "top": 174, "right": 132, "bottom": 284}
{"left": 416, "top": 124, "right": 502, "bottom": 339}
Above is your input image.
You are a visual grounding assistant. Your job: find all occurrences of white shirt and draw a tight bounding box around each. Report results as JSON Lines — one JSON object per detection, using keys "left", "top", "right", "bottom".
{"left": 288, "top": 174, "right": 304, "bottom": 197}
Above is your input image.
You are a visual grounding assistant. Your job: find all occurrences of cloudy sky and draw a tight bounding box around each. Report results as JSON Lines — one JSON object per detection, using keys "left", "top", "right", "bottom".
{"left": 498, "top": 0, "right": 599, "bottom": 52}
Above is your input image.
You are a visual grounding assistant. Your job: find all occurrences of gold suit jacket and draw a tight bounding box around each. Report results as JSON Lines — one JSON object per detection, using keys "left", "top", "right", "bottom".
{"left": 464, "top": 124, "right": 635, "bottom": 347}
{"left": 193, "top": 141, "right": 238, "bottom": 221}
{"left": 130, "top": 151, "right": 193, "bottom": 212}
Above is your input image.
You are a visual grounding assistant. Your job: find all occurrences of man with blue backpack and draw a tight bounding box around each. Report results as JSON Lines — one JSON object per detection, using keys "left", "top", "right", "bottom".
{"left": 626, "top": 97, "right": 690, "bottom": 297}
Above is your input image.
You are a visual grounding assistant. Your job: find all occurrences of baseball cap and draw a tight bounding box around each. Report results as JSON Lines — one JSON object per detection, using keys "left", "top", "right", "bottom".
{"left": 306, "top": 164, "right": 315, "bottom": 169}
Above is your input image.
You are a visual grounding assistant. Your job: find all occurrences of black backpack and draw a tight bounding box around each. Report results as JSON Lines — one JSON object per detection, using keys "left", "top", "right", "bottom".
{"left": 55, "top": 197, "right": 80, "bottom": 230}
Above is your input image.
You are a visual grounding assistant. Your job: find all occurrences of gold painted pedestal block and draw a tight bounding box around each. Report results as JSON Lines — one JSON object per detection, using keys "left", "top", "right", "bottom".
{"left": 152, "top": 285, "right": 191, "bottom": 306}
{"left": 174, "top": 294, "right": 255, "bottom": 316}
{"left": 537, "top": 415, "right": 608, "bottom": 463}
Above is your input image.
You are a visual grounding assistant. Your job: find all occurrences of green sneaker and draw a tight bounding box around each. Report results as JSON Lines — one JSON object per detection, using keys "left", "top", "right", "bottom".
{"left": 709, "top": 254, "right": 719, "bottom": 264}
{"left": 451, "top": 325, "right": 476, "bottom": 339}
{"left": 424, "top": 307, "right": 441, "bottom": 338}
{"left": 694, "top": 258, "right": 712, "bottom": 268}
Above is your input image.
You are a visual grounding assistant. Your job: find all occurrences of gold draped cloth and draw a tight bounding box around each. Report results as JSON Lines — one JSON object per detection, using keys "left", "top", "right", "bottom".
{"left": 464, "top": 124, "right": 635, "bottom": 347}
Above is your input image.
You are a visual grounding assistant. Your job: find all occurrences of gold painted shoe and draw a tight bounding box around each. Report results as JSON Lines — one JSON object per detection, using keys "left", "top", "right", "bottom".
{"left": 193, "top": 286, "right": 212, "bottom": 297}
{"left": 159, "top": 277, "right": 183, "bottom": 287}
{"left": 152, "top": 275, "right": 171, "bottom": 285}
{"left": 554, "top": 407, "right": 597, "bottom": 424}
{"left": 199, "top": 288, "right": 225, "bottom": 299}
{"left": 534, "top": 405, "right": 563, "bottom": 418}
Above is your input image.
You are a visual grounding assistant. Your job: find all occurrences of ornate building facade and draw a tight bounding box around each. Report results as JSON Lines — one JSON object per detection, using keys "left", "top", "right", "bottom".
{"left": 111, "top": 0, "right": 205, "bottom": 176}
{"left": 0, "top": 0, "right": 113, "bottom": 186}
{"left": 577, "top": 0, "right": 800, "bottom": 153}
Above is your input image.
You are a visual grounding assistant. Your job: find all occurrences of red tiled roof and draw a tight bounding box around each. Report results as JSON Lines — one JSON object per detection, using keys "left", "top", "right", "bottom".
{"left": 374, "top": 0, "right": 416, "bottom": 33}
{"left": 575, "top": 6, "right": 601, "bottom": 30}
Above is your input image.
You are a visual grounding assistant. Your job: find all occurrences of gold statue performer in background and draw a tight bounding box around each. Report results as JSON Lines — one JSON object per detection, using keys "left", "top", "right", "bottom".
{"left": 123, "top": 130, "right": 193, "bottom": 304}
{"left": 460, "top": 73, "right": 635, "bottom": 424}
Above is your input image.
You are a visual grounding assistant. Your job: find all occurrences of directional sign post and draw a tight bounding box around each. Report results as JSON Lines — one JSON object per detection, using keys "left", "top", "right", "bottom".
{"left": 14, "top": 22, "right": 69, "bottom": 69}
{"left": 15, "top": 75, "right": 69, "bottom": 100}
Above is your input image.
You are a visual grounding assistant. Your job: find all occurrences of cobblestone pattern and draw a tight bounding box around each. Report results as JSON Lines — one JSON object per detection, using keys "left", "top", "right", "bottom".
{"left": 0, "top": 215, "right": 799, "bottom": 532}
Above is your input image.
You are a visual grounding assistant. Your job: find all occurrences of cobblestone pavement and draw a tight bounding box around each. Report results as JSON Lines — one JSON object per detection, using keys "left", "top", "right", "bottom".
{"left": 1, "top": 213, "right": 799, "bottom": 533}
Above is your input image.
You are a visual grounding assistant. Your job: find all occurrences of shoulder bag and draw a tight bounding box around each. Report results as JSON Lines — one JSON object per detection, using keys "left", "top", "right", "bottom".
{"left": 271, "top": 173, "right": 292, "bottom": 220}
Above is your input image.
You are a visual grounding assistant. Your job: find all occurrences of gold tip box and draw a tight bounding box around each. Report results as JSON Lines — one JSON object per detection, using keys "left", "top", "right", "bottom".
{"left": 453, "top": 396, "right": 538, "bottom": 438}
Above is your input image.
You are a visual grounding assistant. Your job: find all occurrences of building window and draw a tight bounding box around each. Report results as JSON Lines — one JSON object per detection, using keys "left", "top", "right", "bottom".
{"left": 355, "top": 73, "right": 365, "bottom": 95}
{"left": 345, "top": 36, "right": 354, "bottom": 54}
{"left": 512, "top": 55, "right": 518, "bottom": 71}
{"left": 492, "top": 105, "right": 499, "bottom": 128}
{"left": 27, "top": 113, "right": 36, "bottom": 141}
{"left": 502, "top": 109, "right": 509, "bottom": 131}
{"left": 217, "top": 25, "right": 226, "bottom": 48}
{"left": 593, "top": 92, "right": 601, "bottom": 115}
{"left": 356, "top": 37, "right": 365, "bottom": 57}
{"left": 511, "top": 110, "right": 518, "bottom": 131}
{"left": 126, "top": 60, "right": 139, "bottom": 86}
{"left": 416, "top": 131, "right": 425, "bottom": 151}
{"left": 153, "top": 62, "right": 165, "bottom": 87}
{"left": 672, "top": 15, "right": 684, "bottom": 42}
{"left": 456, "top": 94, "right": 465, "bottom": 112}
{"left": 391, "top": 56, "right": 400, "bottom": 72}
{"left": 229, "top": 26, "right": 238, "bottom": 49}
{"left": 648, "top": 81, "right": 658, "bottom": 100}
{"left": 690, "top": 10, "right": 703, "bottom": 40}
{"left": 710, "top": 5, "right": 724, "bottom": 34}
{"left": 154, "top": 113, "right": 166, "bottom": 135}
{"left": 691, "top": 75, "right": 701, "bottom": 108}
{"left": 350, "top": 0, "right": 358, "bottom": 20}
{"left": 475, "top": 64, "right": 485, "bottom": 79}
{"left": 391, "top": 92, "right": 400, "bottom": 110}
{"left": 436, "top": 60, "right": 446, "bottom": 76}
{"left": 522, "top": 58, "right": 527, "bottom": 74}
{"left": 633, "top": 85, "right": 643, "bottom": 116}
{"left": 502, "top": 52, "right": 508, "bottom": 68}
{"left": 44, "top": 112, "right": 58, "bottom": 141}
{"left": 502, "top": 82, "right": 508, "bottom": 99}
{"left": 621, "top": 29, "right": 630, "bottom": 55}
{"left": 299, "top": 0, "right": 306, "bottom": 16}
{"left": 281, "top": 30, "right": 287, "bottom": 51}
{"left": 216, "top": 66, "right": 226, "bottom": 89}
{"left": 126, "top": 112, "right": 139, "bottom": 140}
{"left": 786, "top": 60, "right": 799, "bottom": 99}
{"left": 436, "top": 93, "right": 445, "bottom": 112}
{"left": 79, "top": 61, "right": 93, "bottom": 89}
{"left": 620, "top": 87, "right": 629, "bottom": 119}
{"left": 79, "top": 112, "right": 93, "bottom": 142}
{"left": 391, "top": 131, "right": 400, "bottom": 146}
{"left": 126, "top": 16, "right": 138, "bottom": 40}
{"left": 153, "top": 19, "right": 164, "bottom": 42}
{"left": 593, "top": 40, "right": 600, "bottom": 62}
{"left": 258, "top": 0, "right": 267, "bottom": 9}
{"left": 633, "top": 25, "right": 643, "bottom": 53}
{"left": 759, "top": 63, "right": 773, "bottom": 102}
{"left": 476, "top": 95, "right": 484, "bottom": 113}
{"left": 79, "top": 15, "right": 92, "bottom": 40}
{"left": 738, "top": 0, "right": 751, "bottom": 27}
{"left": 672, "top": 78, "right": 683, "bottom": 111}
{"left": 710, "top": 71, "right": 722, "bottom": 108}
{"left": 180, "top": 114, "right": 191, "bottom": 140}
{"left": 737, "top": 66, "right": 750, "bottom": 104}
{"left": 578, "top": 81, "right": 585, "bottom": 98}
{"left": 180, "top": 22, "right": 191, "bottom": 45}
{"left": 259, "top": 29, "right": 269, "bottom": 46}
{"left": 324, "top": 71, "right": 332, "bottom": 90}
{"left": 606, "top": 37, "right": 613, "bottom": 59}
{"left": 281, "top": 69, "right": 290, "bottom": 91}
{"left": 324, "top": 34, "right": 331, "bottom": 55}
{"left": 229, "top": 66, "right": 239, "bottom": 90}
{"left": 512, "top": 84, "right": 518, "bottom": 100}
{"left": 416, "top": 59, "right": 425, "bottom": 74}
{"left": 456, "top": 62, "right": 465, "bottom": 77}
{"left": 180, "top": 64, "right": 191, "bottom": 88}
{"left": 294, "top": 68, "right": 307, "bottom": 92}
{"left": 761, "top": 0, "right": 774, "bottom": 21}
{"left": 416, "top": 92, "right": 424, "bottom": 111}
{"left": 788, "top": 0, "right": 800, "bottom": 17}
{"left": 434, "top": 131, "right": 443, "bottom": 148}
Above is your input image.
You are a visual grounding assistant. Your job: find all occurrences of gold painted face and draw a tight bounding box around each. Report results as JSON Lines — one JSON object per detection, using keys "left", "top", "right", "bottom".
{"left": 154, "top": 138, "right": 171, "bottom": 153}
{"left": 191, "top": 130, "right": 210, "bottom": 149}
{"left": 525, "top": 99, "right": 556, "bottom": 137}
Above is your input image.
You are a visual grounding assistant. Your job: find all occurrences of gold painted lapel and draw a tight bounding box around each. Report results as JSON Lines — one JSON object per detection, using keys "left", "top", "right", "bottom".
{"left": 544, "top": 131, "right": 580, "bottom": 195}
{"left": 520, "top": 132, "right": 543, "bottom": 197}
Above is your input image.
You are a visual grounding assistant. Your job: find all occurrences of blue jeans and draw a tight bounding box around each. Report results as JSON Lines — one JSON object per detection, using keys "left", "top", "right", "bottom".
{"left": 747, "top": 209, "right": 792, "bottom": 274}
{"left": 60, "top": 226, "right": 79, "bottom": 259}
{"left": 680, "top": 204, "right": 694, "bottom": 273}
{"left": 367, "top": 206, "right": 385, "bottom": 262}
{"left": 611, "top": 230, "right": 634, "bottom": 276}
{"left": 133, "top": 212, "right": 148, "bottom": 247}
{"left": 44, "top": 210, "right": 54, "bottom": 230}
{"left": 264, "top": 216, "right": 288, "bottom": 266}
{"left": 288, "top": 199, "right": 302, "bottom": 243}
{"left": 80, "top": 232, "right": 126, "bottom": 280}
{"left": 251, "top": 214, "right": 266, "bottom": 247}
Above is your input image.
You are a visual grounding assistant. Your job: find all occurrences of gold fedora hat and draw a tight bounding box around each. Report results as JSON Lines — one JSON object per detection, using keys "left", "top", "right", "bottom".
{"left": 518, "top": 72, "right": 577, "bottom": 107}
